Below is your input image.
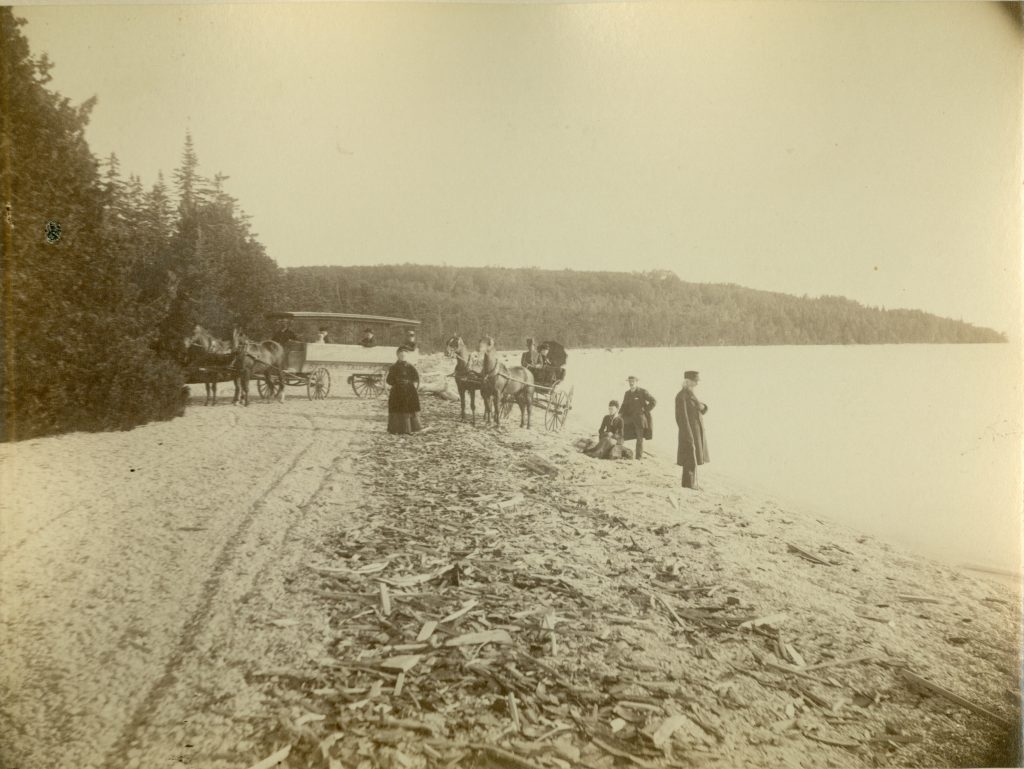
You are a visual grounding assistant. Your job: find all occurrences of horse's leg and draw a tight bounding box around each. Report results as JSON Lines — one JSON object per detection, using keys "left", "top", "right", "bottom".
{"left": 277, "top": 370, "right": 286, "bottom": 403}
{"left": 469, "top": 388, "right": 476, "bottom": 425}
{"left": 458, "top": 384, "right": 467, "bottom": 421}
{"left": 239, "top": 369, "right": 250, "bottom": 407}
{"left": 232, "top": 377, "right": 240, "bottom": 405}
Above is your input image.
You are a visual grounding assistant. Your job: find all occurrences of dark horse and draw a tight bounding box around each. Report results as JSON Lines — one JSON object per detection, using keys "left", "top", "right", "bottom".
{"left": 232, "top": 330, "right": 287, "bottom": 405}
{"left": 480, "top": 340, "right": 534, "bottom": 429}
{"left": 184, "top": 326, "right": 240, "bottom": 405}
{"left": 444, "top": 335, "right": 489, "bottom": 424}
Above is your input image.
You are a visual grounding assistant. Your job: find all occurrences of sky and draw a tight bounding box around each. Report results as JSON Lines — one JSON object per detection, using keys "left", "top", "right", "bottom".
{"left": 15, "top": 1, "right": 1023, "bottom": 334}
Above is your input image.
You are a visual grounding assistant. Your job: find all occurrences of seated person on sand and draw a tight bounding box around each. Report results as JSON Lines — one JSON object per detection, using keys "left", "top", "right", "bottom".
{"left": 359, "top": 328, "right": 377, "bottom": 347}
{"left": 585, "top": 400, "right": 625, "bottom": 459}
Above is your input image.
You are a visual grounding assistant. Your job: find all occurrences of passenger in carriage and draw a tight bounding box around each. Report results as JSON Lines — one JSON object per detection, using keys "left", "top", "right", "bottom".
{"left": 521, "top": 338, "right": 543, "bottom": 369}
{"left": 398, "top": 328, "right": 418, "bottom": 353}
{"left": 316, "top": 327, "right": 331, "bottom": 344}
{"left": 360, "top": 328, "right": 377, "bottom": 347}
{"left": 272, "top": 319, "right": 298, "bottom": 346}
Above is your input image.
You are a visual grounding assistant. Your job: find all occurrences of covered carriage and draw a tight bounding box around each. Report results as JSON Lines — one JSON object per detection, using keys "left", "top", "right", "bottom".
{"left": 262, "top": 312, "right": 421, "bottom": 399}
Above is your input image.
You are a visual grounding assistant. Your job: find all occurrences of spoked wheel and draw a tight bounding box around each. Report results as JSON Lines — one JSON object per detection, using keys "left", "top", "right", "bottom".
{"left": 307, "top": 367, "right": 331, "bottom": 400}
{"left": 544, "top": 389, "right": 571, "bottom": 431}
{"left": 257, "top": 378, "right": 270, "bottom": 400}
{"left": 351, "top": 372, "right": 387, "bottom": 398}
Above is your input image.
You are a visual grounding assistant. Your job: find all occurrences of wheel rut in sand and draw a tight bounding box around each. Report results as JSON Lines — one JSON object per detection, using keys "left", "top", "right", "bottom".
{"left": 100, "top": 435, "right": 319, "bottom": 769}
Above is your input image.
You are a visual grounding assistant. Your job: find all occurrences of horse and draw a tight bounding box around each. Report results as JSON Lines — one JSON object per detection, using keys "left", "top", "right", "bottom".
{"left": 183, "top": 325, "right": 241, "bottom": 405}
{"left": 444, "top": 335, "right": 489, "bottom": 424}
{"left": 232, "top": 330, "right": 287, "bottom": 406}
{"left": 480, "top": 344, "right": 534, "bottom": 429}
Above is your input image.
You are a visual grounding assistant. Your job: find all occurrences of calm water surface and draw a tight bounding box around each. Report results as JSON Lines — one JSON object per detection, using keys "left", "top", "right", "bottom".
{"left": 517, "top": 344, "right": 1021, "bottom": 574}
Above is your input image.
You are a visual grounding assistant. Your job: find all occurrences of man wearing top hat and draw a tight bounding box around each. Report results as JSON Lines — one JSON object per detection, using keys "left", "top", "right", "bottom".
{"left": 620, "top": 375, "right": 656, "bottom": 460}
{"left": 675, "top": 371, "right": 709, "bottom": 489}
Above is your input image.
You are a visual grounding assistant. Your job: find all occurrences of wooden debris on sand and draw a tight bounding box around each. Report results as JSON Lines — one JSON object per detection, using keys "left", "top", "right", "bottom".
{"left": 245, "top": 745, "right": 291, "bottom": 769}
{"left": 244, "top": 398, "right": 1014, "bottom": 769}
{"left": 786, "top": 542, "right": 830, "bottom": 566}
{"left": 901, "top": 669, "right": 1012, "bottom": 729}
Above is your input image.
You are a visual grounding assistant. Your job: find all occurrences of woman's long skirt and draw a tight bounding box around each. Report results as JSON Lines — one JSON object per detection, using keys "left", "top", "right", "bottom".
{"left": 388, "top": 411, "right": 422, "bottom": 434}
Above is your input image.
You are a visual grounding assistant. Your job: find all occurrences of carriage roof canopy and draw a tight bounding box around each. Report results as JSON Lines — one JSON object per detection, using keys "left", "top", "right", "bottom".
{"left": 266, "top": 312, "right": 421, "bottom": 327}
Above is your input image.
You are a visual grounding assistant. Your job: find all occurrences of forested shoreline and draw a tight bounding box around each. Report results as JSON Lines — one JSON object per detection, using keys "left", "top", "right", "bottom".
{"left": 278, "top": 265, "right": 1005, "bottom": 349}
{"left": 0, "top": 8, "right": 1004, "bottom": 440}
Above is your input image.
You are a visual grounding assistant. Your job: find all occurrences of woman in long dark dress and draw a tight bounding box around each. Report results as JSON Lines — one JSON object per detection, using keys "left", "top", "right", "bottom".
{"left": 386, "top": 348, "right": 422, "bottom": 434}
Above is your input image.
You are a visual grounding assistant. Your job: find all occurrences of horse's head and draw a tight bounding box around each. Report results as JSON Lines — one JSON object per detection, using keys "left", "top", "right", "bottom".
{"left": 444, "top": 335, "right": 463, "bottom": 358}
{"left": 478, "top": 336, "right": 494, "bottom": 355}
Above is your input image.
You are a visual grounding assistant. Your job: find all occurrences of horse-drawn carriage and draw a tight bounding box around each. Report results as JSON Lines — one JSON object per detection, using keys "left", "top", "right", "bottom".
{"left": 508, "top": 340, "right": 574, "bottom": 431}
{"left": 446, "top": 336, "right": 573, "bottom": 431}
{"left": 262, "top": 312, "right": 421, "bottom": 399}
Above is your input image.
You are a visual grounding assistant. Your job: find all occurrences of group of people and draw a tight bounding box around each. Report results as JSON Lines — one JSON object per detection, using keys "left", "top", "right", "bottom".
{"left": 272, "top": 321, "right": 710, "bottom": 488}
{"left": 585, "top": 372, "right": 709, "bottom": 490}
{"left": 270, "top": 319, "right": 419, "bottom": 352}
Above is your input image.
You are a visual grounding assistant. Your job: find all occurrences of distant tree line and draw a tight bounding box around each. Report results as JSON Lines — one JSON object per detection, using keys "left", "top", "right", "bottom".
{"left": 0, "top": 9, "right": 1004, "bottom": 441}
{"left": 278, "top": 265, "right": 1005, "bottom": 351}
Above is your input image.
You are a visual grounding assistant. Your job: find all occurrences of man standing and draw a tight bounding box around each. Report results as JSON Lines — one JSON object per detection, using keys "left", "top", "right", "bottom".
{"left": 620, "top": 375, "right": 656, "bottom": 460}
{"left": 675, "top": 371, "right": 709, "bottom": 489}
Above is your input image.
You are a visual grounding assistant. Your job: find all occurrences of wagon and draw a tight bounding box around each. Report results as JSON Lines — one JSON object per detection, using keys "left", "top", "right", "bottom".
{"left": 500, "top": 340, "right": 574, "bottom": 431}
{"left": 260, "top": 312, "right": 421, "bottom": 400}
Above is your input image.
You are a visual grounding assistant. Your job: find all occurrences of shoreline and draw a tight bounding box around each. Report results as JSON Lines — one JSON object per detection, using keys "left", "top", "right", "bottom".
{"left": 274, "top": 393, "right": 1021, "bottom": 768}
{"left": 0, "top": 383, "right": 1020, "bottom": 768}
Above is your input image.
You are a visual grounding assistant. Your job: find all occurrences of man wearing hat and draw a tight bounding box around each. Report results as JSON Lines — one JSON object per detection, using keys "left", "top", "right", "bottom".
{"left": 360, "top": 328, "right": 377, "bottom": 348}
{"left": 675, "top": 371, "right": 709, "bottom": 489}
{"left": 272, "top": 318, "right": 298, "bottom": 346}
{"left": 399, "top": 328, "right": 419, "bottom": 353}
{"left": 521, "top": 338, "right": 543, "bottom": 369}
{"left": 620, "top": 376, "right": 656, "bottom": 460}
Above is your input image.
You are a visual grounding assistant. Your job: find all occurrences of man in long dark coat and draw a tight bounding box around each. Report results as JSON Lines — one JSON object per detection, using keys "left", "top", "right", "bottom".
{"left": 386, "top": 348, "right": 422, "bottom": 434}
{"left": 675, "top": 370, "right": 709, "bottom": 489}
{"left": 620, "top": 376, "right": 656, "bottom": 460}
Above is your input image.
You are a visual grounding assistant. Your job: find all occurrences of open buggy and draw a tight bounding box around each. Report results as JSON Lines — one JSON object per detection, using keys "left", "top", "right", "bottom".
{"left": 262, "top": 312, "right": 421, "bottom": 399}
{"left": 503, "top": 340, "right": 574, "bottom": 431}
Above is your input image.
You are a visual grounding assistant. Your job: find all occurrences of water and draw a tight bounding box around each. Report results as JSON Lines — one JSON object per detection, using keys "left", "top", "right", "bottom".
{"left": 529, "top": 344, "right": 1021, "bottom": 574}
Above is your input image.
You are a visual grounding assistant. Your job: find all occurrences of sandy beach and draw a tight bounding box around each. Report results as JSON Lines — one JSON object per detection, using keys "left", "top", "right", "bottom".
{"left": 0, "top": 366, "right": 1019, "bottom": 769}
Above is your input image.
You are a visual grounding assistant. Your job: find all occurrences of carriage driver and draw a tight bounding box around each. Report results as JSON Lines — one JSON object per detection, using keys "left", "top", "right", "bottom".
{"left": 521, "top": 338, "right": 543, "bottom": 369}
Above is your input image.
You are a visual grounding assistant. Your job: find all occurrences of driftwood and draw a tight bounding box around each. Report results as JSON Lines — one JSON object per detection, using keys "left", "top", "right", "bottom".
{"left": 901, "top": 669, "right": 1011, "bottom": 729}
{"left": 786, "top": 542, "right": 830, "bottom": 566}
{"left": 245, "top": 745, "right": 291, "bottom": 769}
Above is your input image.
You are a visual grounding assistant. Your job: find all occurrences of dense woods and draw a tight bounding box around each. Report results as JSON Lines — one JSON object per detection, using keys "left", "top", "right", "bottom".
{"left": 0, "top": 9, "right": 1005, "bottom": 441}
{"left": 1, "top": 10, "right": 278, "bottom": 440}
{"left": 278, "top": 265, "right": 1005, "bottom": 350}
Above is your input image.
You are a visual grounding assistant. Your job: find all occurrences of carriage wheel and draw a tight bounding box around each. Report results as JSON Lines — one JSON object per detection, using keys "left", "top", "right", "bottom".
{"left": 350, "top": 375, "right": 374, "bottom": 398}
{"left": 559, "top": 388, "right": 574, "bottom": 429}
{"left": 307, "top": 367, "right": 331, "bottom": 400}
{"left": 544, "top": 390, "right": 569, "bottom": 432}
{"left": 369, "top": 372, "right": 388, "bottom": 399}
{"left": 256, "top": 378, "right": 270, "bottom": 400}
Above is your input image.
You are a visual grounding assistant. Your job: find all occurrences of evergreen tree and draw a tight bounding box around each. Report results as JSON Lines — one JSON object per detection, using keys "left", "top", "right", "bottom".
{"left": 1, "top": 8, "right": 184, "bottom": 440}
